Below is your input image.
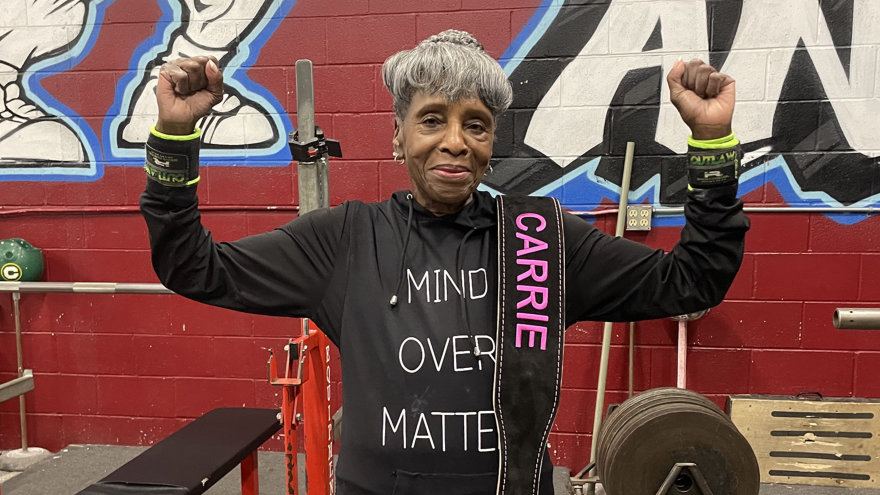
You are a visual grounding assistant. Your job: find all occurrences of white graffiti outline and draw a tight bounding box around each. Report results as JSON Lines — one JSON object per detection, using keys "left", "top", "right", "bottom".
{"left": 1, "top": 0, "right": 111, "bottom": 181}
{"left": 104, "top": 0, "right": 294, "bottom": 163}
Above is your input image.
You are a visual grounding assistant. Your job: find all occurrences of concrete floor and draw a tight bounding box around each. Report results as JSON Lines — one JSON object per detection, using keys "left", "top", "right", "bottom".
{"left": 1, "top": 445, "right": 293, "bottom": 495}
{"left": 0, "top": 446, "right": 572, "bottom": 494}
{"left": 2, "top": 445, "right": 878, "bottom": 495}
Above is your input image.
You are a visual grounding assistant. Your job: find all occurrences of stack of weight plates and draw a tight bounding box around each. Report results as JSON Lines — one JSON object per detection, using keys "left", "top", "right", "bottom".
{"left": 596, "top": 388, "right": 759, "bottom": 494}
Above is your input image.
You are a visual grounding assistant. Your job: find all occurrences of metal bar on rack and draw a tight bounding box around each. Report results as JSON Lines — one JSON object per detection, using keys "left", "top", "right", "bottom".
{"left": 834, "top": 308, "right": 880, "bottom": 330}
{"left": 296, "top": 60, "right": 315, "bottom": 146}
{"left": 0, "top": 370, "right": 33, "bottom": 403}
{"left": 0, "top": 282, "right": 172, "bottom": 294}
{"left": 0, "top": 282, "right": 173, "bottom": 454}
{"left": 295, "top": 59, "right": 329, "bottom": 217}
{"left": 288, "top": 60, "right": 339, "bottom": 495}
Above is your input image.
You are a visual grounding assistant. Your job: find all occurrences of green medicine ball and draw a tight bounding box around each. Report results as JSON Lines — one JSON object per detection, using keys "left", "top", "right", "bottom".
{"left": 1, "top": 238, "right": 44, "bottom": 282}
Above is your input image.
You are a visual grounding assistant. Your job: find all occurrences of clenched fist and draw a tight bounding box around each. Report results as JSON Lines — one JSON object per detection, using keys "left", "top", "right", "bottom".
{"left": 155, "top": 56, "right": 224, "bottom": 136}
{"left": 667, "top": 59, "right": 735, "bottom": 141}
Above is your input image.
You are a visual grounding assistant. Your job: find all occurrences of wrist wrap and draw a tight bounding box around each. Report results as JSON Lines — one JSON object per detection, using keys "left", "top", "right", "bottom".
{"left": 144, "top": 126, "right": 201, "bottom": 187}
{"left": 687, "top": 133, "right": 740, "bottom": 188}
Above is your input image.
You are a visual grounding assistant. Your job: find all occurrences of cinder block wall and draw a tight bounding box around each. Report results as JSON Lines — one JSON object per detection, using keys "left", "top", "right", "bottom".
{"left": 1, "top": 0, "right": 878, "bottom": 471}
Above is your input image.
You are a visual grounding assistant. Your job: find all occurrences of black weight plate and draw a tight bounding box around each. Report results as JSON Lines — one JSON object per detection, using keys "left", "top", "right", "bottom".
{"left": 597, "top": 388, "right": 727, "bottom": 476}
{"left": 602, "top": 403, "right": 759, "bottom": 495}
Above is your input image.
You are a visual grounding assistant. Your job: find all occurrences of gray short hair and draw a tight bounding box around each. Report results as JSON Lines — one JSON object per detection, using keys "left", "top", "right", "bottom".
{"left": 382, "top": 30, "right": 513, "bottom": 122}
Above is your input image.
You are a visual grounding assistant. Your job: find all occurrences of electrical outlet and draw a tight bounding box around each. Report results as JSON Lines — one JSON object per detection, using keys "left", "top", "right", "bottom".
{"left": 626, "top": 205, "right": 652, "bottom": 231}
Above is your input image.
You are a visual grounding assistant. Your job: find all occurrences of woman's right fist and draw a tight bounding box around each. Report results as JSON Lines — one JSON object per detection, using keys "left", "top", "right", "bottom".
{"left": 155, "top": 56, "right": 224, "bottom": 135}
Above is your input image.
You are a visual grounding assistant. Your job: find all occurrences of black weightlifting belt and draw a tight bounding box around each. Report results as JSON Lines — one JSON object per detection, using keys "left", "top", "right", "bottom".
{"left": 494, "top": 195, "right": 565, "bottom": 495}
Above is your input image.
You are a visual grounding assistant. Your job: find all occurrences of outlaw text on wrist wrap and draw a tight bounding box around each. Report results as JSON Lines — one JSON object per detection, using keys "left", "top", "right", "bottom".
{"left": 144, "top": 126, "right": 201, "bottom": 187}
{"left": 687, "top": 132, "right": 741, "bottom": 189}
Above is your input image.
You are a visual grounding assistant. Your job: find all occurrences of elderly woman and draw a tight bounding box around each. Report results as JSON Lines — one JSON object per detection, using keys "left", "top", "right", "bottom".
{"left": 141, "top": 30, "right": 748, "bottom": 494}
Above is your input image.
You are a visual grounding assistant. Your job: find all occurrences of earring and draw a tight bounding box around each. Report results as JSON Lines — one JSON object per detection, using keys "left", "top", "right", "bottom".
{"left": 393, "top": 151, "right": 405, "bottom": 165}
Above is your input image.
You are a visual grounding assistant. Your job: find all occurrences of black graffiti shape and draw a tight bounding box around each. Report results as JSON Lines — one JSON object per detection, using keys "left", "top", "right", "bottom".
{"left": 706, "top": 0, "right": 743, "bottom": 70}
{"left": 46, "top": 0, "right": 86, "bottom": 19}
{"left": 194, "top": 0, "right": 211, "bottom": 13}
{"left": 194, "top": 0, "right": 236, "bottom": 30}
{"left": 818, "top": 0, "right": 854, "bottom": 78}
{"left": 643, "top": 19, "right": 662, "bottom": 52}
{"left": 773, "top": 39, "right": 880, "bottom": 206}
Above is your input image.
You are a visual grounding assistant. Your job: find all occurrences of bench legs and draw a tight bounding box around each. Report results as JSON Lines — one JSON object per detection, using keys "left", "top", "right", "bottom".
{"left": 241, "top": 451, "right": 259, "bottom": 495}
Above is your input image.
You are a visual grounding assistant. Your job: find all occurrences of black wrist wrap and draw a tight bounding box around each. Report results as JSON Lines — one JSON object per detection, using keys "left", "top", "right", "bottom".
{"left": 687, "top": 145, "right": 740, "bottom": 188}
{"left": 145, "top": 133, "right": 200, "bottom": 187}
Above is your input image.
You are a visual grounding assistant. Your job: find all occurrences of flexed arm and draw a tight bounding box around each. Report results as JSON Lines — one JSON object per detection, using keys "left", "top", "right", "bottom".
{"left": 565, "top": 60, "right": 748, "bottom": 324}
{"left": 140, "top": 57, "right": 342, "bottom": 326}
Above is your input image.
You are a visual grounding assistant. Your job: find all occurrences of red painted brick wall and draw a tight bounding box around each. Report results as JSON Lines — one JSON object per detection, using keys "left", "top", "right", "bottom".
{"left": 1, "top": 0, "right": 879, "bottom": 477}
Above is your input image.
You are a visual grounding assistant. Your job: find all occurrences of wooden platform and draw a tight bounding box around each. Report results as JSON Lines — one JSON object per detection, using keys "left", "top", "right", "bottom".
{"left": 729, "top": 394, "right": 880, "bottom": 490}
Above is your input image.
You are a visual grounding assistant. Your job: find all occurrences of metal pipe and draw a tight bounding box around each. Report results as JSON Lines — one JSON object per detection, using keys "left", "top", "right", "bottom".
{"left": 2, "top": 195, "right": 874, "bottom": 220}
{"left": 834, "top": 308, "right": 880, "bottom": 330}
{"left": 613, "top": 145, "right": 635, "bottom": 238}
{"left": 669, "top": 309, "right": 709, "bottom": 389}
{"left": 13, "top": 292, "right": 28, "bottom": 450}
{"left": 659, "top": 206, "right": 880, "bottom": 215}
{"left": 0, "top": 205, "right": 299, "bottom": 217}
{"left": 676, "top": 319, "right": 687, "bottom": 388}
{"left": 588, "top": 142, "right": 636, "bottom": 490}
{"left": 628, "top": 321, "right": 634, "bottom": 398}
{"left": 0, "top": 282, "right": 173, "bottom": 294}
{"left": 572, "top": 206, "right": 880, "bottom": 217}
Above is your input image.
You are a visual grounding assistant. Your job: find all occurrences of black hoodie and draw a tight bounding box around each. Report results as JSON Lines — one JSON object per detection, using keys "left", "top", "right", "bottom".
{"left": 141, "top": 177, "right": 749, "bottom": 494}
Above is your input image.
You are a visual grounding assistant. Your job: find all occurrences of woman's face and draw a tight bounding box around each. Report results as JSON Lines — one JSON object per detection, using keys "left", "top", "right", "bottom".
{"left": 393, "top": 92, "right": 495, "bottom": 216}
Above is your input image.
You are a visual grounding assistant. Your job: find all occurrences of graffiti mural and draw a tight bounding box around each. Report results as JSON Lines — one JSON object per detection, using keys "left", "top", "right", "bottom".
{"left": 0, "top": 0, "right": 107, "bottom": 179}
{"left": 486, "top": 0, "right": 880, "bottom": 222}
{"left": 0, "top": 0, "right": 877, "bottom": 222}
{"left": 0, "top": 0, "right": 293, "bottom": 181}
{"left": 105, "top": 0, "right": 293, "bottom": 163}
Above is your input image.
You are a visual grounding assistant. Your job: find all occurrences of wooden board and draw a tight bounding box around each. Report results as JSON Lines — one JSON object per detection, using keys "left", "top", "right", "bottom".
{"left": 728, "top": 395, "right": 880, "bottom": 489}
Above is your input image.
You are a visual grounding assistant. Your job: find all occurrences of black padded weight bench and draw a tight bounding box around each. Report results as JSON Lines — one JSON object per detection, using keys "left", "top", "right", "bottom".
{"left": 76, "top": 407, "right": 281, "bottom": 495}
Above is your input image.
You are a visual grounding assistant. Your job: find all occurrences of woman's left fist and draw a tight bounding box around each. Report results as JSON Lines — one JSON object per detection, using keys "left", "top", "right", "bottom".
{"left": 666, "top": 59, "right": 735, "bottom": 140}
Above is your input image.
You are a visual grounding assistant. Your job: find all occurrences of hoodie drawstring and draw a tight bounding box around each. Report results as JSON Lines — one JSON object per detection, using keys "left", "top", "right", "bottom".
{"left": 455, "top": 227, "right": 488, "bottom": 359}
{"left": 389, "top": 194, "right": 414, "bottom": 306}
{"left": 390, "top": 193, "right": 488, "bottom": 363}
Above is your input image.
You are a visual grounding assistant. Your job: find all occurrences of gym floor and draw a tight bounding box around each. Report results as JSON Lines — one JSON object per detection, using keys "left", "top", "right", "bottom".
{"left": 1, "top": 445, "right": 877, "bottom": 495}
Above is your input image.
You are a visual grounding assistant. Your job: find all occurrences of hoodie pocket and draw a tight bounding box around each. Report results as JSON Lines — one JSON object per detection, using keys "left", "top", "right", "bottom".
{"left": 391, "top": 470, "right": 497, "bottom": 495}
